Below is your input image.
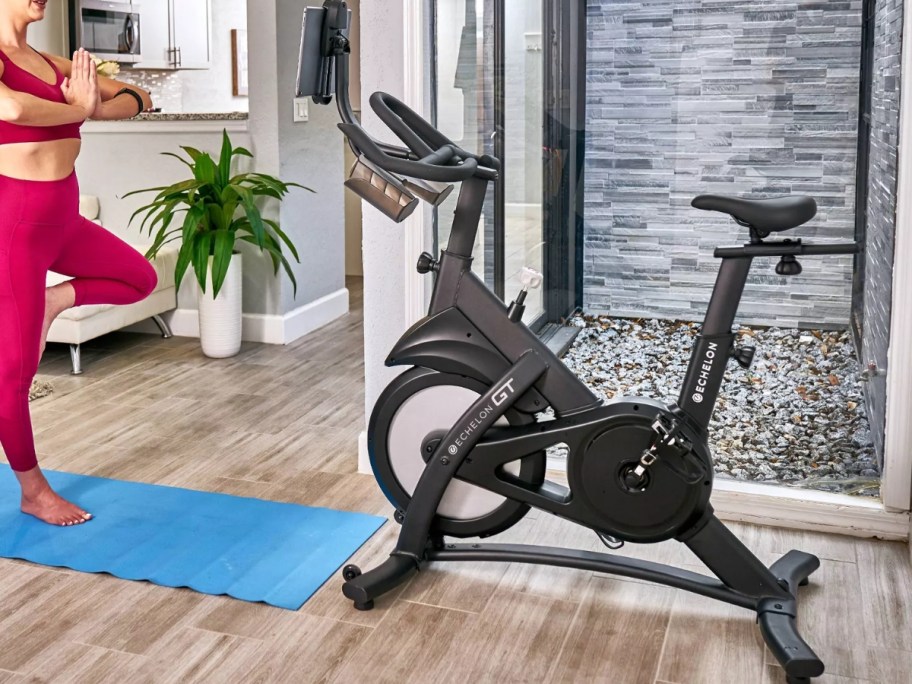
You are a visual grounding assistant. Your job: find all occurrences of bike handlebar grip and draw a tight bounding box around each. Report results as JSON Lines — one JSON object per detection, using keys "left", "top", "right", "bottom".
{"left": 479, "top": 154, "right": 501, "bottom": 171}
{"left": 419, "top": 145, "right": 457, "bottom": 166}
{"left": 377, "top": 141, "right": 416, "bottom": 160}
{"left": 370, "top": 91, "right": 455, "bottom": 157}
{"left": 339, "top": 123, "right": 478, "bottom": 182}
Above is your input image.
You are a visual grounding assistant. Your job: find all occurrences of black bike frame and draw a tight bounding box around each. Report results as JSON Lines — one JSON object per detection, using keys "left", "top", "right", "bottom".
{"left": 303, "top": 8, "right": 847, "bottom": 677}
{"left": 424, "top": 176, "right": 599, "bottom": 416}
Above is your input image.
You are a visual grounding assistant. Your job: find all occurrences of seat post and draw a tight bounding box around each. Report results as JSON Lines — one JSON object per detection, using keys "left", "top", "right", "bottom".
{"left": 677, "top": 257, "right": 752, "bottom": 429}
{"left": 445, "top": 176, "right": 489, "bottom": 258}
{"left": 702, "top": 257, "right": 752, "bottom": 336}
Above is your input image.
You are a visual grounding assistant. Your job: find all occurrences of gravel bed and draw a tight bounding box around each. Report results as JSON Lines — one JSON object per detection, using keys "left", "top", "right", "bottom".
{"left": 554, "top": 315, "right": 880, "bottom": 497}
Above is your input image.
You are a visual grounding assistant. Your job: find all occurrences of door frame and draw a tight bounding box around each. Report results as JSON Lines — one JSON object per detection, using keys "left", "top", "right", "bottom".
{"left": 404, "top": 0, "right": 433, "bottom": 327}
{"left": 881, "top": 0, "right": 912, "bottom": 513}
{"left": 851, "top": 0, "right": 876, "bottom": 352}
{"left": 542, "top": 0, "right": 587, "bottom": 320}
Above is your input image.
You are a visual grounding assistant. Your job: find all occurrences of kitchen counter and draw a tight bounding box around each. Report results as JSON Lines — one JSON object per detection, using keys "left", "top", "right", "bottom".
{"left": 82, "top": 112, "right": 249, "bottom": 134}
{"left": 136, "top": 112, "right": 250, "bottom": 122}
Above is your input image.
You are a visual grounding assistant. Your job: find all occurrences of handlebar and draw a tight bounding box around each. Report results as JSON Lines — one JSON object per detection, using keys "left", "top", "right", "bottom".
{"left": 339, "top": 124, "right": 479, "bottom": 182}
{"left": 339, "top": 91, "right": 499, "bottom": 184}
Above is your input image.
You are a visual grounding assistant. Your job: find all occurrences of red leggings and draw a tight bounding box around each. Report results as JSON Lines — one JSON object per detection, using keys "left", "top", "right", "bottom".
{"left": 0, "top": 172, "right": 157, "bottom": 472}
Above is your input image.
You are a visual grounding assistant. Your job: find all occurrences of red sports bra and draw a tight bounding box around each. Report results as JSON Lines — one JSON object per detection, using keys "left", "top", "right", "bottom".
{"left": 0, "top": 47, "right": 82, "bottom": 144}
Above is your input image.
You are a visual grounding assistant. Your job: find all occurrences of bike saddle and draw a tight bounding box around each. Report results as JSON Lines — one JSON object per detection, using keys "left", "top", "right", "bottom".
{"left": 691, "top": 194, "right": 817, "bottom": 233}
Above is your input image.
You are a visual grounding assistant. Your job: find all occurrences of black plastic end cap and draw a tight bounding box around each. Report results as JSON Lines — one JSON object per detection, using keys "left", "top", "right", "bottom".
{"left": 776, "top": 255, "right": 803, "bottom": 276}
{"left": 416, "top": 252, "right": 438, "bottom": 274}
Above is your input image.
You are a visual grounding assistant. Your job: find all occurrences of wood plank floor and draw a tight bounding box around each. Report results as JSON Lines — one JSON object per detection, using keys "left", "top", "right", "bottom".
{"left": 2, "top": 277, "right": 911, "bottom": 683}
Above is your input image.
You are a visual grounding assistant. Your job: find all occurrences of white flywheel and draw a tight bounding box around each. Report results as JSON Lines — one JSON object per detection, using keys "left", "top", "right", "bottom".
{"left": 386, "top": 384, "right": 521, "bottom": 520}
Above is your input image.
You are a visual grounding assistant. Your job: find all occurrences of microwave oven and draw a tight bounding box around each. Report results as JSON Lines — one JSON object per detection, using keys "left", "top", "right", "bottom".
{"left": 69, "top": 0, "right": 142, "bottom": 64}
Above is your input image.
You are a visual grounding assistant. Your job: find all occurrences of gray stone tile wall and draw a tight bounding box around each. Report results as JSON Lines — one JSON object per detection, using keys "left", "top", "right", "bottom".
{"left": 584, "top": 1, "right": 863, "bottom": 328}
{"left": 861, "top": 0, "right": 901, "bottom": 465}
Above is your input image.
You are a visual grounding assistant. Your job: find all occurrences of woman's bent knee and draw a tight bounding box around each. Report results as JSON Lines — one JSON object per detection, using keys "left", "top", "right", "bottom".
{"left": 138, "top": 258, "right": 158, "bottom": 298}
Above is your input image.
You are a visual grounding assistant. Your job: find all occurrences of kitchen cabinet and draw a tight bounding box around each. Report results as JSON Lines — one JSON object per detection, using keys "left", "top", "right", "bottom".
{"left": 135, "top": 0, "right": 210, "bottom": 70}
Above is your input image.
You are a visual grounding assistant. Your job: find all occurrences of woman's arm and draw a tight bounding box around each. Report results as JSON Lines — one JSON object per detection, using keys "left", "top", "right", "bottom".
{"left": 0, "top": 61, "right": 92, "bottom": 126}
{"left": 45, "top": 52, "right": 153, "bottom": 120}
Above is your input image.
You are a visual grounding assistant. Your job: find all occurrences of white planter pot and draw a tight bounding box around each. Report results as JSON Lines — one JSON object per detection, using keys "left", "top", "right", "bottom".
{"left": 198, "top": 253, "right": 243, "bottom": 358}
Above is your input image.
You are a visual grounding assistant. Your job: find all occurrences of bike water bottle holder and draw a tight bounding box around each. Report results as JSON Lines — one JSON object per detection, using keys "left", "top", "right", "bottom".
{"left": 401, "top": 177, "right": 454, "bottom": 206}
{"left": 345, "top": 155, "right": 419, "bottom": 223}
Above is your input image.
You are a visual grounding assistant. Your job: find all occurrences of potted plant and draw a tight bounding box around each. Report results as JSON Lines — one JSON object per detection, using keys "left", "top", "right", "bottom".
{"left": 127, "top": 130, "right": 311, "bottom": 358}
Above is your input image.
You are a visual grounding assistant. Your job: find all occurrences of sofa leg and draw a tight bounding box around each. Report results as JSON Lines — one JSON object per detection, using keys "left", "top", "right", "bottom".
{"left": 69, "top": 344, "right": 83, "bottom": 375}
{"left": 152, "top": 315, "right": 173, "bottom": 339}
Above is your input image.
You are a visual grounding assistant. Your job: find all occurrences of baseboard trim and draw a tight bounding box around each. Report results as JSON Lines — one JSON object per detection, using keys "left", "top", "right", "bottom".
{"left": 163, "top": 288, "right": 350, "bottom": 344}
{"left": 283, "top": 288, "right": 350, "bottom": 344}
{"left": 546, "top": 459, "right": 905, "bottom": 539}
{"left": 711, "top": 479, "right": 909, "bottom": 541}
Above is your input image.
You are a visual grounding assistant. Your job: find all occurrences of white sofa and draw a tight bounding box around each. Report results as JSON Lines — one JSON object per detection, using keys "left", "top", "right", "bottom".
{"left": 46, "top": 196, "right": 180, "bottom": 374}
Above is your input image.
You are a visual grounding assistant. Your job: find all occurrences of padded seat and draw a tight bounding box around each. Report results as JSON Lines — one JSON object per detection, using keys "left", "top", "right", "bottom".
{"left": 691, "top": 194, "right": 817, "bottom": 233}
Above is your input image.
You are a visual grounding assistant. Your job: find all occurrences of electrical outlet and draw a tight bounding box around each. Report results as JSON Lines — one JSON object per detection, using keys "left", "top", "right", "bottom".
{"left": 293, "top": 98, "right": 309, "bottom": 123}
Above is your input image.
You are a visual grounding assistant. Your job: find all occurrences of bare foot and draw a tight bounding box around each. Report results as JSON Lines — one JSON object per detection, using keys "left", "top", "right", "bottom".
{"left": 21, "top": 488, "right": 93, "bottom": 527}
{"left": 15, "top": 466, "right": 92, "bottom": 526}
{"left": 40, "top": 283, "right": 76, "bottom": 359}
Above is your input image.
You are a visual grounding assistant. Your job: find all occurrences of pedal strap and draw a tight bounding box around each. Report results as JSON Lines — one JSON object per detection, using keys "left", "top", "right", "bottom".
{"left": 637, "top": 415, "right": 706, "bottom": 485}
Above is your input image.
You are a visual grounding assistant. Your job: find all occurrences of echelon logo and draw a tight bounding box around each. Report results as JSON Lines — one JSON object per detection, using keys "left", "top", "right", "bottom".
{"left": 690, "top": 341, "right": 719, "bottom": 406}
{"left": 492, "top": 379, "right": 516, "bottom": 407}
{"left": 448, "top": 379, "right": 517, "bottom": 456}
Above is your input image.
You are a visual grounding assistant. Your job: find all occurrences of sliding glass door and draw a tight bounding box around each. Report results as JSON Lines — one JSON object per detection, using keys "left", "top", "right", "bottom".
{"left": 433, "top": 0, "right": 495, "bottom": 286}
{"left": 432, "top": 0, "right": 583, "bottom": 329}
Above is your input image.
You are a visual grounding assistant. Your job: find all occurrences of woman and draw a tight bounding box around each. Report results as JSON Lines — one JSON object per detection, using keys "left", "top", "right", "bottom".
{"left": 0, "top": 0, "right": 158, "bottom": 526}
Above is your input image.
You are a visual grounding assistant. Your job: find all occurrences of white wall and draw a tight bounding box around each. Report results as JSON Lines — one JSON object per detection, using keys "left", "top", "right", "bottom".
{"left": 275, "top": 0, "right": 348, "bottom": 314}
{"left": 344, "top": 0, "right": 363, "bottom": 277}
{"left": 76, "top": 126, "right": 256, "bottom": 313}
{"left": 178, "top": 0, "right": 249, "bottom": 113}
{"left": 359, "top": 0, "right": 413, "bottom": 468}
{"left": 243, "top": 0, "right": 285, "bottom": 318}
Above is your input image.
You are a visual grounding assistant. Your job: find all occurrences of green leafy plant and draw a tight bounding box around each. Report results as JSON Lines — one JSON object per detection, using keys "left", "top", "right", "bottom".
{"left": 125, "top": 129, "right": 312, "bottom": 298}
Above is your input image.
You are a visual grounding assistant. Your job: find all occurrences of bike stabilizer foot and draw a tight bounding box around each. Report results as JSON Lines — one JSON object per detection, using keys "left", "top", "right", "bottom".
{"left": 758, "top": 550, "right": 824, "bottom": 681}
{"left": 341, "top": 553, "right": 418, "bottom": 610}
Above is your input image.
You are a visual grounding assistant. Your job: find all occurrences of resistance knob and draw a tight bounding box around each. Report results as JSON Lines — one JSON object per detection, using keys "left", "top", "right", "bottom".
{"left": 731, "top": 346, "right": 756, "bottom": 369}
{"left": 416, "top": 252, "right": 439, "bottom": 274}
{"left": 775, "top": 255, "right": 802, "bottom": 276}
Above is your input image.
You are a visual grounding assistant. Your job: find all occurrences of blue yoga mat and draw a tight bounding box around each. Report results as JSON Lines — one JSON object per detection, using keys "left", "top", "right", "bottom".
{"left": 0, "top": 467, "right": 385, "bottom": 610}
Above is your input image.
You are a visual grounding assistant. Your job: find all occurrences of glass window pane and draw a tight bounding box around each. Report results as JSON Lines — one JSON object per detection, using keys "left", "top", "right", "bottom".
{"left": 434, "top": 0, "right": 495, "bottom": 286}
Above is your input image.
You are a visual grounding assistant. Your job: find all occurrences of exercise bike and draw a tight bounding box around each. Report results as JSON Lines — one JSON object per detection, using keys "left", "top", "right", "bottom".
{"left": 298, "top": 4, "right": 859, "bottom": 681}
